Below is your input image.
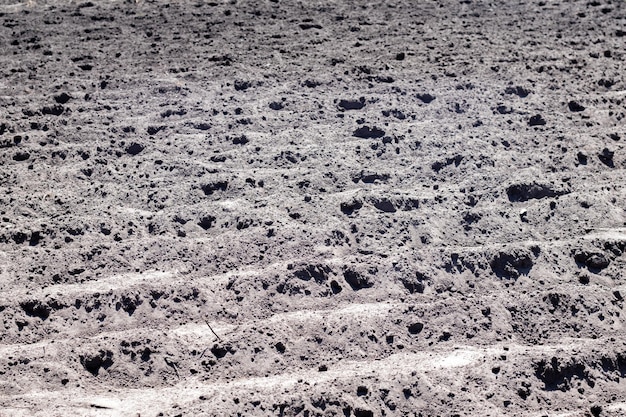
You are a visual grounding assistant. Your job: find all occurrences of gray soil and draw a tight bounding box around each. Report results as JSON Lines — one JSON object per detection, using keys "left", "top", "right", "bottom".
{"left": 1, "top": 0, "right": 626, "bottom": 416}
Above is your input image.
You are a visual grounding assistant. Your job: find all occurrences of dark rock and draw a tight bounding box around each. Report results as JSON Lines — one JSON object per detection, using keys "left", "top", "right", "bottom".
{"left": 236, "top": 219, "right": 253, "bottom": 229}
{"left": 400, "top": 198, "right": 420, "bottom": 211}
{"left": 275, "top": 342, "right": 286, "bottom": 353}
{"left": 438, "top": 331, "right": 452, "bottom": 341}
{"left": 528, "top": 114, "right": 546, "bottom": 126}
{"left": 338, "top": 98, "right": 365, "bottom": 111}
{"left": 232, "top": 135, "right": 249, "bottom": 145}
{"left": 211, "top": 344, "right": 235, "bottom": 359}
{"left": 29, "top": 231, "right": 41, "bottom": 246}
{"left": 353, "top": 126, "right": 385, "bottom": 139}
{"left": 54, "top": 92, "right": 71, "bottom": 104}
{"left": 518, "top": 384, "right": 531, "bottom": 400}
{"left": 42, "top": 105, "right": 64, "bottom": 115}
{"left": 590, "top": 405, "right": 602, "bottom": 417}
{"left": 533, "top": 356, "right": 590, "bottom": 391}
{"left": 352, "top": 171, "right": 389, "bottom": 184}
{"left": 496, "top": 104, "right": 513, "bottom": 114}
{"left": 193, "top": 122, "right": 211, "bottom": 130}
{"left": 374, "top": 75, "right": 395, "bottom": 83}
{"left": 330, "top": 280, "right": 342, "bottom": 294}
{"left": 20, "top": 300, "right": 51, "bottom": 320}
{"left": 408, "top": 322, "right": 424, "bottom": 334}
{"left": 506, "top": 183, "right": 567, "bottom": 202}
{"left": 587, "top": 254, "right": 610, "bottom": 270}
{"left": 303, "top": 79, "right": 321, "bottom": 88}
{"left": 80, "top": 350, "right": 114, "bottom": 376}
{"left": 141, "top": 347, "right": 152, "bottom": 362}
{"left": 353, "top": 408, "right": 373, "bottom": 417}
{"left": 382, "top": 109, "right": 405, "bottom": 119}
{"left": 372, "top": 198, "right": 396, "bottom": 213}
{"left": 603, "top": 240, "right": 626, "bottom": 256}
{"left": 574, "top": 251, "right": 610, "bottom": 271}
{"left": 400, "top": 272, "right": 428, "bottom": 294}
{"left": 115, "top": 294, "right": 142, "bottom": 316}
{"left": 505, "top": 86, "right": 531, "bottom": 97}
{"left": 545, "top": 292, "right": 562, "bottom": 311}
{"left": 126, "top": 143, "right": 144, "bottom": 155}
{"left": 299, "top": 23, "right": 322, "bottom": 30}
{"left": 234, "top": 80, "right": 252, "bottom": 91}
{"left": 147, "top": 125, "right": 165, "bottom": 135}
{"left": 12, "top": 232, "right": 28, "bottom": 244}
{"left": 340, "top": 199, "right": 362, "bottom": 215}
{"left": 343, "top": 269, "right": 372, "bottom": 290}
{"left": 15, "top": 319, "right": 29, "bottom": 331}
{"left": 490, "top": 248, "right": 533, "bottom": 279}
{"left": 13, "top": 152, "right": 30, "bottom": 161}
{"left": 568, "top": 101, "right": 585, "bottom": 112}
{"left": 201, "top": 181, "right": 228, "bottom": 196}
{"left": 463, "top": 211, "right": 482, "bottom": 226}
{"left": 269, "top": 101, "right": 284, "bottom": 110}
{"left": 598, "top": 148, "right": 614, "bottom": 167}
{"left": 208, "top": 54, "right": 232, "bottom": 66}
{"left": 161, "top": 109, "right": 187, "bottom": 118}
{"left": 598, "top": 78, "right": 615, "bottom": 88}
{"left": 198, "top": 216, "right": 216, "bottom": 230}
{"left": 395, "top": 52, "right": 405, "bottom": 61}
{"left": 432, "top": 155, "right": 463, "bottom": 173}
{"left": 416, "top": 93, "right": 436, "bottom": 103}
{"left": 293, "top": 264, "right": 333, "bottom": 283}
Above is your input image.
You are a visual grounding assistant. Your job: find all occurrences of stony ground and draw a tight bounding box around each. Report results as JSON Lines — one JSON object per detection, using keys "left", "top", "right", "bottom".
{"left": 1, "top": 0, "right": 626, "bottom": 416}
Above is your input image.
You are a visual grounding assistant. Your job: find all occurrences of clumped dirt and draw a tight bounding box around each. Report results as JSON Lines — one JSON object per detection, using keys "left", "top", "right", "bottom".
{"left": 1, "top": 0, "right": 626, "bottom": 416}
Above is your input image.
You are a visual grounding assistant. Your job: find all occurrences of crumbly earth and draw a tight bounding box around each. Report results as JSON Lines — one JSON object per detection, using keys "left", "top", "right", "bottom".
{"left": 1, "top": 0, "right": 625, "bottom": 416}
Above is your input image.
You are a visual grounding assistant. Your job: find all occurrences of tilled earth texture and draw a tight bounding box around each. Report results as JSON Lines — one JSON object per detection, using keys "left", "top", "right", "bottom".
{"left": 1, "top": 0, "right": 626, "bottom": 416}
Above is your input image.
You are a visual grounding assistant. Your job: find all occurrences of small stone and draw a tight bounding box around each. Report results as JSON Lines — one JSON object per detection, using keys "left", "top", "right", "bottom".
{"left": 568, "top": 101, "right": 585, "bottom": 112}
{"left": 126, "top": 143, "right": 144, "bottom": 155}
{"left": 587, "top": 254, "right": 610, "bottom": 270}
{"left": 528, "top": 114, "right": 546, "bottom": 126}
{"left": 408, "top": 323, "right": 424, "bottom": 334}
{"left": 54, "top": 92, "right": 72, "bottom": 104}
{"left": 13, "top": 152, "right": 30, "bottom": 161}
{"left": 352, "top": 126, "right": 385, "bottom": 139}
{"left": 598, "top": 148, "right": 615, "bottom": 167}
